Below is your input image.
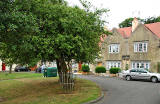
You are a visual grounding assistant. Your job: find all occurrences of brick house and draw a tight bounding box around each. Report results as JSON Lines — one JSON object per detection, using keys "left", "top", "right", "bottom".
{"left": 101, "top": 18, "right": 160, "bottom": 72}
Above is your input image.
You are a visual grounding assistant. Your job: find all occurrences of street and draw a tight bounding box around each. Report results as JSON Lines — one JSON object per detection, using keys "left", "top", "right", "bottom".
{"left": 78, "top": 75, "right": 160, "bottom": 104}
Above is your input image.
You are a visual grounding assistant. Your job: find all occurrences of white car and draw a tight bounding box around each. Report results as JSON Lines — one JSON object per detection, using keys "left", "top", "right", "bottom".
{"left": 122, "top": 69, "right": 160, "bottom": 83}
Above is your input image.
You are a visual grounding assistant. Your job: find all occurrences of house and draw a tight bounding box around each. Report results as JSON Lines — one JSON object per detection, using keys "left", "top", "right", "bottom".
{"left": 101, "top": 18, "right": 160, "bottom": 72}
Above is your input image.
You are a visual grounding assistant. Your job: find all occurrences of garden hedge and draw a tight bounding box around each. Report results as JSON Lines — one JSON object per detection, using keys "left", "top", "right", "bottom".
{"left": 109, "top": 67, "right": 121, "bottom": 74}
{"left": 95, "top": 66, "right": 106, "bottom": 73}
{"left": 82, "top": 64, "right": 90, "bottom": 72}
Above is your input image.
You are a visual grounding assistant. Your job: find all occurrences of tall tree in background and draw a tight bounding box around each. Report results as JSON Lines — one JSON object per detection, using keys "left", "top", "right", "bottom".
{"left": 143, "top": 16, "right": 160, "bottom": 24}
{"left": 119, "top": 16, "right": 160, "bottom": 28}
{"left": 0, "top": 0, "right": 109, "bottom": 80}
{"left": 119, "top": 17, "right": 143, "bottom": 28}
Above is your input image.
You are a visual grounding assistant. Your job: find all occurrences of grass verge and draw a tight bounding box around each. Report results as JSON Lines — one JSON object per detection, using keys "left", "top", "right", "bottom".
{"left": 0, "top": 77, "right": 101, "bottom": 104}
{"left": 0, "top": 72, "right": 42, "bottom": 80}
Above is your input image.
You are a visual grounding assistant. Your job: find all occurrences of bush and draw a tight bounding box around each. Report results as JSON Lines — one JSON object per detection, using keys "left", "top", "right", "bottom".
{"left": 109, "top": 67, "right": 121, "bottom": 74}
{"left": 125, "top": 64, "right": 129, "bottom": 70}
{"left": 95, "top": 66, "right": 106, "bottom": 73}
{"left": 82, "top": 64, "right": 90, "bottom": 72}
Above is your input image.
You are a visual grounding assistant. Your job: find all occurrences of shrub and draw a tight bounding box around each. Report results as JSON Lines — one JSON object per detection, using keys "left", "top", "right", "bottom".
{"left": 82, "top": 64, "right": 90, "bottom": 72}
{"left": 95, "top": 66, "right": 106, "bottom": 73}
{"left": 109, "top": 67, "right": 121, "bottom": 74}
{"left": 125, "top": 64, "right": 129, "bottom": 70}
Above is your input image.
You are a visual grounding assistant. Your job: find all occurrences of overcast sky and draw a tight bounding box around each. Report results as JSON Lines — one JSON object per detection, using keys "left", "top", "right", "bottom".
{"left": 66, "top": 0, "right": 160, "bottom": 29}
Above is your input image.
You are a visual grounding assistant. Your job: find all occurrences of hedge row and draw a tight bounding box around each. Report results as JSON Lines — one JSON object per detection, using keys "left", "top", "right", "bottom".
{"left": 109, "top": 67, "right": 121, "bottom": 74}
{"left": 95, "top": 66, "right": 106, "bottom": 73}
{"left": 82, "top": 64, "right": 90, "bottom": 72}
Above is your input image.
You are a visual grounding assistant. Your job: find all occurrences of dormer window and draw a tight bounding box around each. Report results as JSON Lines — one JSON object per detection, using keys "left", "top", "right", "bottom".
{"left": 109, "top": 44, "right": 120, "bottom": 53}
{"left": 134, "top": 42, "right": 148, "bottom": 52}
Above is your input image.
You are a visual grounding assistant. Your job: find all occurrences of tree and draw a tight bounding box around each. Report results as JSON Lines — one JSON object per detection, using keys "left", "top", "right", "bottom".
{"left": 119, "top": 17, "right": 143, "bottom": 28}
{"left": 0, "top": 0, "right": 109, "bottom": 81}
{"left": 119, "top": 16, "right": 160, "bottom": 28}
{"left": 0, "top": 42, "right": 15, "bottom": 73}
{"left": 143, "top": 16, "right": 160, "bottom": 24}
{"left": 0, "top": 0, "right": 39, "bottom": 66}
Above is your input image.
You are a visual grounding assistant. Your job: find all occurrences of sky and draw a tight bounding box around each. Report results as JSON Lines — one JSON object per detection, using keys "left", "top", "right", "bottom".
{"left": 66, "top": 0, "right": 160, "bottom": 29}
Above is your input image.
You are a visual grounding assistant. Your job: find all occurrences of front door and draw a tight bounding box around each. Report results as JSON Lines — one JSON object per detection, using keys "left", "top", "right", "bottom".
{"left": 122, "top": 60, "right": 130, "bottom": 70}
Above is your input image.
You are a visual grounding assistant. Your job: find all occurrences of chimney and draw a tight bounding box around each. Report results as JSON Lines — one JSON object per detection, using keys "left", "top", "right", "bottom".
{"left": 132, "top": 17, "right": 139, "bottom": 32}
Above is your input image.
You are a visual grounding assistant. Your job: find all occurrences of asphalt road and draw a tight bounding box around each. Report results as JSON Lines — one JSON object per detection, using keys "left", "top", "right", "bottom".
{"left": 78, "top": 75, "right": 160, "bottom": 104}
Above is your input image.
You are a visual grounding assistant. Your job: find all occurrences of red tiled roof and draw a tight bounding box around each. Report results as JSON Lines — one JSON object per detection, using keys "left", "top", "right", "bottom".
{"left": 117, "top": 27, "right": 132, "bottom": 38}
{"left": 117, "top": 22, "right": 160, "bottom": 38}
{"left": 145, "top": 22, "right": 160, "bottom": 38}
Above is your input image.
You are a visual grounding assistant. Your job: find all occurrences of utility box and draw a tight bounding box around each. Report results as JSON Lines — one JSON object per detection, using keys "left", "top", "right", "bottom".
{"left": 44, "top": 67, "right": 57, "bottom": 77}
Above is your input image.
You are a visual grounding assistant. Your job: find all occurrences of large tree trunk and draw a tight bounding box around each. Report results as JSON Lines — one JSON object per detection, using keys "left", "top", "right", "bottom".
{"left": 56, "top": 57, "right": 68, "bottom": 83}
{"left": 9, "top": 64, "right": 12, "bottom": 74}
{"left": 56, "top": 58, "right": 74, "bottom": 92}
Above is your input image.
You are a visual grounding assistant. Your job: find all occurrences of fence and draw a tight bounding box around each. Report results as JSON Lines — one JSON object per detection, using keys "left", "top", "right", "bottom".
{"left": 58, "top": 72, "right": 76, "bottom": 93}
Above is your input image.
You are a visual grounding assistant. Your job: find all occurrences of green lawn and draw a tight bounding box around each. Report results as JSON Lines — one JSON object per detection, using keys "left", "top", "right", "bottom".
{"left": 0, "top": 77, "right": 101, "bottom": 104}
{"left": 0, "top": 72, "right": 43, "bottom": 80}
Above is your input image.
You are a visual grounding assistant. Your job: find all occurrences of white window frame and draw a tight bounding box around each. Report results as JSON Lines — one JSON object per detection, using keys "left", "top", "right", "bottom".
{"left": 106, "top": 61, "right": 121, "bottom": 70}
{"left": 131, "top": 61, "right": 150, "bottom": 70}
{"left": 109, "top": 44, "right": 120, "bottom": 53}
{"left": 134, "top": 42, "right": 148, "bottom": 52}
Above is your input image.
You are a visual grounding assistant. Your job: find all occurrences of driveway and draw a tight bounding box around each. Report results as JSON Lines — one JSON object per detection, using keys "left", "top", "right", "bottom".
{"left": 78, "top": 75, "right": 160, "bottom": 104}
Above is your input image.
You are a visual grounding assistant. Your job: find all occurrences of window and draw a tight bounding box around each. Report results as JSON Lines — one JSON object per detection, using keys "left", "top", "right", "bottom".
{"left": 138, "top": 69, "right": 147, "bottom": 73}
{"left": 132, "top": 63, "right": 135, "bottom": 69}
{"left": 138, "top": 43, "right": 142, "bottom": 51}
{"left": 141, "top": 63, "right": 144, "bottom": 68}
{"left": 144, "top": 43, "right": 147, "bottom": 51}
{"left": 132, "top": 61, "right": 150, "bottom": 69}
{"left": 137, "top": 63, "right": 139, "bottom": 68}
{"left": 109, "top": 46, "right": 112, "bottom": 53}
{"left": 106, "top": 61, "right": 121, "bottom": 70}
{"left": 146, "top": 63, "right": 149, "bottom": 69}
{"left": 130, "top": 69, "right": 137, "bottom": 72}
{"left": 114, "top": 63, "right": 116, "bottom": 67}
{"left": 134, "top": 42, "right": 148, "bottom": 52}
{"left": 109, "top": 44, "right": 120, "bottom": 53}
{"left": 118, "top": 63, "right": 120, "bottom": 67}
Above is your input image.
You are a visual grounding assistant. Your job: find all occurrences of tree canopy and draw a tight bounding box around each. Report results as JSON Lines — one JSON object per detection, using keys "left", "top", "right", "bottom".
{"left": 0, "top": 0, "right": 109, "bottom": 73}
{"left": 143, "top": 16, "right": 160, "bottom": 24}
{"left": 119, "top": 17, "right": 143, "bottom": 28}
{"left": 119, "top": 16, "right": 160, "bottom": 28}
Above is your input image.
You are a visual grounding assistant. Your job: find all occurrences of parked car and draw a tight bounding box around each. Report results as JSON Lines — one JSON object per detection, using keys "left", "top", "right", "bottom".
{"left": 14, "top": 66, "right": 31, "bottom": 72}
{"left": 122, "top": 69, "right": 160, "bottom": 83}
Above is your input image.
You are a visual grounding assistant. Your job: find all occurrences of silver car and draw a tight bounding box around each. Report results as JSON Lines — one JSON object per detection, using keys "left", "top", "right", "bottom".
{"left": 122, "top": 69, "right": 160, "bottom": 83}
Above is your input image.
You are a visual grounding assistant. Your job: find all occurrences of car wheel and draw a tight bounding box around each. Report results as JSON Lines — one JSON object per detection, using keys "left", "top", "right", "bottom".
{"left": 126, "top": 75, "right": 131, "bottom": 81}
{"left": 151, "top": 77, "right": 158, "bottom": 83}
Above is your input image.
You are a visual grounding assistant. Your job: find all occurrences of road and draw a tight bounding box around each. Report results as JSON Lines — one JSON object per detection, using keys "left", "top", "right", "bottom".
{"left": 78, "top": 75, "right": 160, "bottom": 104}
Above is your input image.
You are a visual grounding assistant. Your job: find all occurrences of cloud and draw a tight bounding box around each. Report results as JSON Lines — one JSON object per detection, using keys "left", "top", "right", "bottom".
{"left": 67, "top": 0, "right": 160, "bottom": 29}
